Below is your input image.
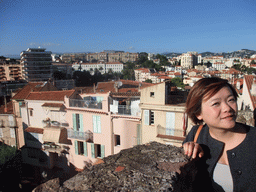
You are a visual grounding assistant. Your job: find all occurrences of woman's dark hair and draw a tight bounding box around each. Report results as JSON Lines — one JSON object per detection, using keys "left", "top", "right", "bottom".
{"left": 185, "top": 77, "right": 238, "bottom": 125}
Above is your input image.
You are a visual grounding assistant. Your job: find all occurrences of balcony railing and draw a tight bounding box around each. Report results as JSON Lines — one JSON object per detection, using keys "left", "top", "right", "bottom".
{"left": 67, "top": 129, "right": 93, "bottom": 142}
{"left": 156, "top": 125, "right": 185, "bottom": 141}
{"left": 69, "top": 99, "right": 102, "bottom": 109}
{"left": 111, "top": 105, "right": 141, "bottom": 116}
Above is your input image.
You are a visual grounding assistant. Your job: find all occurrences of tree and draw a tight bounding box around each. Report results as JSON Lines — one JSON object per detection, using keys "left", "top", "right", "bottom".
{"left": 145, "top": 79, "right": 152, "bottom": 83}
{"left": 171, "top": 77, "right": 185, "bottom": 89}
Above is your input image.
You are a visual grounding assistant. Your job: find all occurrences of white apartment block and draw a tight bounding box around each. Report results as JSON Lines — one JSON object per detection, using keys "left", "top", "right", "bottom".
{"left": 212, "top": 62, "right": 226, "bottom": 71}
{"left": 72, "top": 62, "right": 123, "bottom": 75}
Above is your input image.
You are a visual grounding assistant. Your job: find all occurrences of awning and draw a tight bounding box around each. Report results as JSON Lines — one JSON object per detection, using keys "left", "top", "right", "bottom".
{"left": 43, "top": 127, "right": 66, "bottom": 143}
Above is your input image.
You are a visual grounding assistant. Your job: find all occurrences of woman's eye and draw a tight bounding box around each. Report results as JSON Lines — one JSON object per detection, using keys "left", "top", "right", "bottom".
{"left": 212, "top": 102, "right": 220, "bottom": 106}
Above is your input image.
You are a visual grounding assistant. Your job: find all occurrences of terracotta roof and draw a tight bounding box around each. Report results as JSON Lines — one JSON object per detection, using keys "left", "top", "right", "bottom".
{"left": 26, "top": 90, "right": 76, "bottom": 101}
{"left": 25, "top": 127, "right": 44, "bottom": 134}
{"left": 0, "top": 101, "right": 13, "bottom": 114}
{"left": 11, "top": 82, "right": 58, "bottom": 100}
{"left": 11, "top": 82, "right": 45, "bottom": 100}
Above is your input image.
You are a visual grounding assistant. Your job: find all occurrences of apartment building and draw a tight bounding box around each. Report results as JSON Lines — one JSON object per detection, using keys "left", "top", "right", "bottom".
{"left": 108, "top": 52, "right": 138, "bottom": 63}
{"left": 72, "top": 61, "right": 123, "bottom": 75}
{"left": 21, "top": 90, "right": 76, "bottom": 170}
{"left": 180, "top": 52, "right": 198, "bottom": 69}
{"left": 11, "top": 82, "right": 58, "bottom": 149}
{"left": 65, "top": 80, "right": 151, "bottom": 169}
{"left": 20, "top": 48, "right": 52, "bottom": 82}
{"left": 140, "top": 81, "right": 192, "bottom": 147}
{"left": 0, "top": 57, "right": 23, "bottom": 81}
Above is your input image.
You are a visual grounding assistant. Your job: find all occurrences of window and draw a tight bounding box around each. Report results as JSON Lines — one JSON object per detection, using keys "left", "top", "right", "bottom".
{"left": 144, "top": 110, "right": 154, "bottom": 125}
{"left": 93, "top": 115, "right": 101, "bottom": 133}
{"left": 91, "top": 144, "right": 105, "bottom": 158}
{"left": 150, "top": 92, "right": 155, "bottom": 97}
{"left": 166, "top": 112, "right": 175, "bottom": 136}
{"left": 74, "top": 140, "right": 87, "bottom": 156}
{"left": 29, "top": 109, "right": 33, "bottom": 116}
{"left": 114, "top": 135, "right": 121, "bottom": 146}
{"left": 73, "top": 113, "right": 83, "bottom": 132}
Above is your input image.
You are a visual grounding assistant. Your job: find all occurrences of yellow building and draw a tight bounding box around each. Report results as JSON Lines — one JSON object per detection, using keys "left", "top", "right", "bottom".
{"left": 139, "top": 81, "right": 193, "bottom": 146}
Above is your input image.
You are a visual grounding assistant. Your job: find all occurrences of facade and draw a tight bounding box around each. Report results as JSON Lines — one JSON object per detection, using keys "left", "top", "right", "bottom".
{"left": 0, "top": 102, "right": 19, "bottom": 147}
{"left": 20, "top": 48, "right": 52, "bottom": 82}
{"left": 180, "top": 52, "right": 198, "bottom": 69}
{"left": 134, "top": 68, "right": 157, "bottom": 82}
{"left": 0, "top": 57, "right": 23, "bottom": 81}
{"left": 65, "top": 80, "right": 147, "bottom": 169}
{"left": 11, "top": 82, "right": 58, "bottom": 150}
{"left": 140, "top": 81, "right": 192, "bottom": 147}
{"left": 21, "top": 90, "right": 76, "bottom": 170}
{"left": 72, "top": 61, "right": 123, "bottom": 75}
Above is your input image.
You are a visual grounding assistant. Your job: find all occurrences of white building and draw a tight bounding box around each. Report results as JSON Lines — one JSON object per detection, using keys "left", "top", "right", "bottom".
{"left": 72, "top": 62, "right": 123, "bottom": 75}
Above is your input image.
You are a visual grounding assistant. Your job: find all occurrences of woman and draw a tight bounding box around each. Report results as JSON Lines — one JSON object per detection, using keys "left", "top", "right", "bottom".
{"left": 183, "top": 77, "right": 256, "bottom": 192}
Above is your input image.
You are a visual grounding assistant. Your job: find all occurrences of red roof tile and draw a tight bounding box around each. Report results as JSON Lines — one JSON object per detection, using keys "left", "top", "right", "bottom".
{"left": 26, "top": 90, "right": 76, "bottom": 101}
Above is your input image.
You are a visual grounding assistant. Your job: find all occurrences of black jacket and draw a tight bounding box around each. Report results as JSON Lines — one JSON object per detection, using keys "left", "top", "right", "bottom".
{"left": 183, "top": 123, "right": 256, "bottom": 192}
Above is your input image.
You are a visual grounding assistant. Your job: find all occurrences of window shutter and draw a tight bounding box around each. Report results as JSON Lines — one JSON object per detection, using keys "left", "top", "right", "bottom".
{"left": 79, "top": 114, "right": 83, "bottom": 132}
{"left": 91, "top": 143, "right": 95, "bottom": 158}
{"left": 83, "top": 142, "right": 87, "bottom": 157}
{"left": 101, "top": 145, "right": 105, "bottom": 158}
{"left": 74, "top": 140, "right": 78, "bottom": 155}
{"left": 93, "top": 115, "right": 97, "bottom": 133}
{"left": 166, "top": 112, "right": 175, "bottom": 136}
{"left": 97, "top": 116, "right": 101, "bottom": 133}
{"left": 72, "top": 114, "right": 77, "bottom": 130}
{"left": 144, "top": 110, "right": 149, "bottom": 125}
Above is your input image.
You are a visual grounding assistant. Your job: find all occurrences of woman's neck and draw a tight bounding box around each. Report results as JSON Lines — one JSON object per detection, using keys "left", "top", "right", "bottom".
{"left": 209, "top": 123, "right": 247, "bottom": 146}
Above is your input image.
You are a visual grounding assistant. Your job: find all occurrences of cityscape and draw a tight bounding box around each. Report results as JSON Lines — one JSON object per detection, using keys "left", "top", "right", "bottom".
{"left": 1, "top": 47, "right": 256, "bottom": 190}
{"left": 1, "top": 0, "right": 256, "bottom": 191}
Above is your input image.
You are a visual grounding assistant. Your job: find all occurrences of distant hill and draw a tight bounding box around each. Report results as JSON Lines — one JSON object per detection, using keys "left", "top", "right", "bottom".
{"left": 163, "top": 49, "right": 256, "bottom": 58}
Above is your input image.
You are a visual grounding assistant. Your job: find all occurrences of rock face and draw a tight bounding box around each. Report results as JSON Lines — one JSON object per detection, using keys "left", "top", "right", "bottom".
{"left": 34, "top": 142, "right": 198, "bottom": 192}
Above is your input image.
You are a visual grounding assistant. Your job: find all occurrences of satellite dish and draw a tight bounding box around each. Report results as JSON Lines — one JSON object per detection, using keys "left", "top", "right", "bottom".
{"left": 117, "top": 81, "right": 123, "bottom": 87}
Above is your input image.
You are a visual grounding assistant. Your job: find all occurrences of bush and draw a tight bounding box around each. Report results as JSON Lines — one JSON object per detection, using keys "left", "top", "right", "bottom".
{"left": 0, "top": 144, "right": 17, "bottom": 166}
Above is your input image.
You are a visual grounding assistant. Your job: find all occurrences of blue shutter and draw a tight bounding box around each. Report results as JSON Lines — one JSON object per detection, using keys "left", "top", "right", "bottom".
{"left": 91, "top": 143, "right": 95, "bottom": 158}
{"left": 144, "top": 110, "right": 149, "bottom": 125}
{"left": 72, "top": 114, "right": 77, "bottom": 130}
{"left": 79, "top": 114, "right": 83, "bottom": 132}
{"left": 83, "top": 142, "right": 87, "bottom": 157}
{"left": 74, "top": 140, "right": 78, "bottom": 155}
{"left": 166, "top": 112, "right": 175, "bottom": 136}
{"left": 101, "top": 145, "right": 105, "bottom": 158}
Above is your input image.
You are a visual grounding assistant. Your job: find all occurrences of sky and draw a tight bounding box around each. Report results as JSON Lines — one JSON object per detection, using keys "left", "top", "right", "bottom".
{"left": 1, "top": 0, "right": 256, "bottom": 56}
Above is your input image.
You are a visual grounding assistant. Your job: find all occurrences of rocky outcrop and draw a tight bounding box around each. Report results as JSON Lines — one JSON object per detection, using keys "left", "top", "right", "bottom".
{"left": 34, "top": 142, "right": 198, "bottom": 192}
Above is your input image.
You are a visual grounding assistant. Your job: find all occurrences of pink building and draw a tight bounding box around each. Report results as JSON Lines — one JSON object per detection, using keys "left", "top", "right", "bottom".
{"left": 65, "top": 80, "right": 145, "bottom": 169}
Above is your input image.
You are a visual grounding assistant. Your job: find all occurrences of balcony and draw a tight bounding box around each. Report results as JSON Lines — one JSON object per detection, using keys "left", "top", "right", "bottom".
{"left": 110, "top": 105, "right": 141, "bottom": 116}
{"left": 67, "top": 129, "right": 93, "bottom": 142}
{"left": 69, "top": 99, "right": 102, "bottom": 109}
{"left": 156, "top": 125, "right": 185, "bottom": 141}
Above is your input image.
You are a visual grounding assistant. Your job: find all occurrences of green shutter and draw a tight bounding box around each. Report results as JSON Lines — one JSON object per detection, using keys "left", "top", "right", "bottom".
{"left": 144, "top": 110, "right": 149, "bottom": 125}
{"left": 91, "top": 143, "right": 95, "bottom": 158}
{"left": 74, "top": 140, "right": 78, "bottom": 155}
{"left": 101, "top": 145, "right": 105, "bottom": 158}
{"left": 79, "top": 114, "right": 83, "bottom": 132}
{"left": 72, "top": 114, "right": 77, "bottom": 130}
{"left": 93, "top": 115, "right": 97, "bottom": 133}
{"left": 97, "top": 116, "right": 101, "bottom": 133}
{"left": 83, "top": 142, "right": 87, "bottom": 157}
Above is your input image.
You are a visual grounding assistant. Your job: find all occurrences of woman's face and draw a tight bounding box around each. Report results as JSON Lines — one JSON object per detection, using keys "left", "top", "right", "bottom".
{"left": 196, "top": 86, "right": 238, "bottom": 130}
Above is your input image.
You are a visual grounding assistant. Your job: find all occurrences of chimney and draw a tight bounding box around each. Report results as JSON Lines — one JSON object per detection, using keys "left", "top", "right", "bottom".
{"left": 4, "top": 96, "right": 7, "bottom": 113}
